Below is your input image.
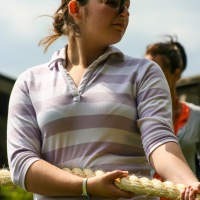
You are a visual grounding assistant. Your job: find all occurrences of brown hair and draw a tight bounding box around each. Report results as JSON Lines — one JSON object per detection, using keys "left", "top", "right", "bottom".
{"left": 145, "top": 35, "right": 187, "bottom": 73}
{"left": 39, "top": 0, "right": 88, "bottom": 52}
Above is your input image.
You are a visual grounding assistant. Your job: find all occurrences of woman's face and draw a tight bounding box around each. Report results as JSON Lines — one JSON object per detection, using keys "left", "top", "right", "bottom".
{"left": 79, "top": 0, "right": 130, "bottom": 46}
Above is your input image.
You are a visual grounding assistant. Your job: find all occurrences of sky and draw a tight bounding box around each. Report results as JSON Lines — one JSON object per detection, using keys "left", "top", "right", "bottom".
{"left": 0, "top": 0, "right": 200, "bottom": 80}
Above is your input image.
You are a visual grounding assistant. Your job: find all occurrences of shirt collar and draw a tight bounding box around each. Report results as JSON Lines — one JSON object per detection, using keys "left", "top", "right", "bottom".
{"left": 48, "top": 47, "right": 66, "bottom": 69}
{"left": 47, "top": 45, "right": 124, "bottom": 69}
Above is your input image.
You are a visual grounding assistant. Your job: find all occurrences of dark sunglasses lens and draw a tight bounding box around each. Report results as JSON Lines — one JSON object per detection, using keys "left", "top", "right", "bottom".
{"left": 119, "top": 0, "right": 126, "bottom": 14}
{"left": 104, "top": 0, "right": 127, "bottom": 14}
{"left": 105, "top": 0, "right": 120, "bottom": 9}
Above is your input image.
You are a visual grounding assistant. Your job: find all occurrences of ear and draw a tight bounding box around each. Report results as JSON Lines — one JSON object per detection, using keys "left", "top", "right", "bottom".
{"left": 68, "top": 0, "right": 80, "bottom": 15}
{"left": 174, "top": 68, "right": 182, "bottom": 81}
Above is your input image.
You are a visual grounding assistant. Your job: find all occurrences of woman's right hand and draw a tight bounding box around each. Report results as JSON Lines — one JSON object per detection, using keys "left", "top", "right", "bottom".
{"left": 87, "top": 170, "right": 135, "bottom": 199}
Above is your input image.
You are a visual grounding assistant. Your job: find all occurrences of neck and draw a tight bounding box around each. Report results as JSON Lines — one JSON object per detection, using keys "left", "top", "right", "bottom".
{"left": 66, "top": 36, "right": 108, "bottom": 68}
{"left": 172, "top": 94, "right": 182, "bottom": 124}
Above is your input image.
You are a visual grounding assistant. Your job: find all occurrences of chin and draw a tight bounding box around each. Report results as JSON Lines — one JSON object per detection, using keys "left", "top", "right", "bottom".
{"left": 111, "top": 37, "right": 123, "bottom": 45}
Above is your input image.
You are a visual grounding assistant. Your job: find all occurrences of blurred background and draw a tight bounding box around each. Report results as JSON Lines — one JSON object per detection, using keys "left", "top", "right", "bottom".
{"left": 0, "top": 0, "right": 200, "bottom": 199}
{"left": 0, "top": 0, "right": 200, "bottom": 79}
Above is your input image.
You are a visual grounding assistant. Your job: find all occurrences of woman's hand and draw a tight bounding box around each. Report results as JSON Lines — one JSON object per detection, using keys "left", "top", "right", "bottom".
{"left": 180, "top": 182, "right": 200, "bottom": 200}
{"left": 87, "top": 170, "right": 135, "bottom": 199}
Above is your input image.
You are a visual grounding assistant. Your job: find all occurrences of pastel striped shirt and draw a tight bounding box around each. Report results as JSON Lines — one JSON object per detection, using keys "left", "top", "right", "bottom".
{"left": 7, "top": 45, "right": 178, "bottom": 200}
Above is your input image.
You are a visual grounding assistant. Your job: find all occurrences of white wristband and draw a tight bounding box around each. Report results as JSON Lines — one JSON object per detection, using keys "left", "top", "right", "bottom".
{"left": 82, "top": 178, "right": 91, "bottom": 199}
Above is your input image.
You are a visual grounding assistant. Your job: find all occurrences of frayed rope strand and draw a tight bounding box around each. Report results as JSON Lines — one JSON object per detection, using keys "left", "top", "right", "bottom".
{"left": 0, "top": 169, "right": 13, "bottom": 186}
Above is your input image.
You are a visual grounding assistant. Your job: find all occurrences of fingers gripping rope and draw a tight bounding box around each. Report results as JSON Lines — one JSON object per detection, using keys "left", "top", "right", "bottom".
{"left": 0, "top": 168, "right": 199, "bottom": 199}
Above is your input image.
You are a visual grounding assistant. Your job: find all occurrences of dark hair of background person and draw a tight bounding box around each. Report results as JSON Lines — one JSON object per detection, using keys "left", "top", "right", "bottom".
{"left": 145, "top": 35, "right": 187, "bottom": 73}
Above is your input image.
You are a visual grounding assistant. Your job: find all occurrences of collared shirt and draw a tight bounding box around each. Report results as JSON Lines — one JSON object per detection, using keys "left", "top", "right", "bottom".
{"left": 176, "top": 102, "right": 200, "bottom": 175}
{"left": 7, "top": 45, "right": 177, "bottom": 200}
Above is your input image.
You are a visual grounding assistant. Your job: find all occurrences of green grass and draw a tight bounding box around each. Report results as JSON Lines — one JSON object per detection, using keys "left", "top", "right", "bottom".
{"left": 0, "top": 186, "right": 33, "bottom": 200}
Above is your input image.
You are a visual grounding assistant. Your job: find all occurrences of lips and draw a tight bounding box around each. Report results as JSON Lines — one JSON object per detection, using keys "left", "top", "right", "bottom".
{"left": 113, "top": 22, "right": 127, "bottom": 29}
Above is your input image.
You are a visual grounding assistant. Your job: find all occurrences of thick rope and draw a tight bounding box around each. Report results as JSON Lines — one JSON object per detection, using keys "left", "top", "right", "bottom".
{"left": 0, "top": 169, "right": 13, "bottom": 186}
{"left": 1, "top": 168, "right": 199, "bottom": 199}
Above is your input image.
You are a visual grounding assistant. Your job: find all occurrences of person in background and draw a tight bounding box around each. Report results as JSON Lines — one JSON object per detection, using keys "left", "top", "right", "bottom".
{"left": 145, "top": 35, "right": 200, "bottom": 199}
{"left": 7, "top": 1, "right": 200, "bottom": 200}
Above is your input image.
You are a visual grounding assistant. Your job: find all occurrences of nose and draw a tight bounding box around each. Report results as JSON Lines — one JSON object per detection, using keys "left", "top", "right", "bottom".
{"left": 119, "top": 5, "right": 130, "bottom": 16}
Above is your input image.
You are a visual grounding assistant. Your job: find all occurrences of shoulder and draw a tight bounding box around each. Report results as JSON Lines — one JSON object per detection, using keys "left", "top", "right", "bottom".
{"left": 16, "top": 62, "right": 50, "bottom": 83}
{"left": 125, "top": 56, "right": 166, "bottom": 83}
{"left": 186, "top": 102, "right": 200, "bottom": 123}
{"left": 186, "top": 102, "right": 200, "bottom": 113}
{"left": 110, "top": 46, "right": 164, "bottom": 78}
{"left": 16, "top": 47, "right": 65, "bottom": 83}
{"left": 111, "top": 46, "right": 158, "bottom": 68}
{"left": 122, "top": 52, "right": 164, "bottom": 77}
